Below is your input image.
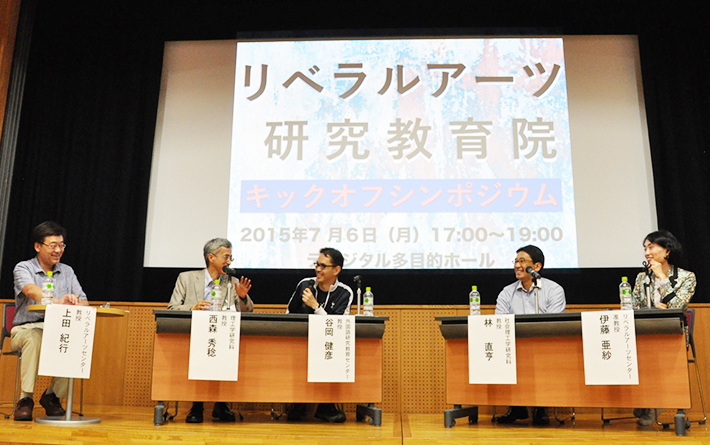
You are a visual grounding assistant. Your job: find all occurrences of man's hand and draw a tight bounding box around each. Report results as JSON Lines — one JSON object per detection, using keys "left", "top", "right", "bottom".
{"left": 301, "top": 287, "right": 318, "bottom": 310}
{"left": 191, "top": 300, "right": 211, "bottom": 311}
{"left": 235, "top": 276, "right": 252, "bottom": 298}
{"left": 57, "top": 294, "right": 80, "bottom": 305}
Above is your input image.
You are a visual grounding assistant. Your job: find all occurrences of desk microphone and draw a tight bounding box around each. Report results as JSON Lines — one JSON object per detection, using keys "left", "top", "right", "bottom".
{"left": 642, "top": 261, "right": 654, "bottom": 279}
{"left": 305, "top": 279, "right": 317, "bottom": 312}
{"left": 525, "top": 266, "right": 542, "bottom": 280}
{"left": 223, "top": 266, "right": 239, "bottom": 278}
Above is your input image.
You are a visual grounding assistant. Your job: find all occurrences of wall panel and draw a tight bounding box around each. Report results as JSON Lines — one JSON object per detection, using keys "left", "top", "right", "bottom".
{"left": 1, "top": 301, "right": 708, "bottom": 417}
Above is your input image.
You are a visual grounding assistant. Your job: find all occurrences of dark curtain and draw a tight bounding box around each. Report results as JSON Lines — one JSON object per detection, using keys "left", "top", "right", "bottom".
{"left": 638, "top": 23, "right": 710, "bottom": 299}
{"left": 0, "top": 3, "right": 164, "bottom": 301}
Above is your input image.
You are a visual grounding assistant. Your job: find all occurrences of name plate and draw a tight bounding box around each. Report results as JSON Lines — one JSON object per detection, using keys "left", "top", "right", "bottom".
{"left": 582, "top": 310, "right": 639, "bottom": 385}
{"left": 468, "top": 314, "right": 517, "bottom": 384}
{"left": 39, "top": 305, "right": 97, "bottom": 379}
{"left": 188, "top": 311, "right": 241, "bottom": 381}
{"left": 308, "top": 314, "right": 355, "bottom": 382}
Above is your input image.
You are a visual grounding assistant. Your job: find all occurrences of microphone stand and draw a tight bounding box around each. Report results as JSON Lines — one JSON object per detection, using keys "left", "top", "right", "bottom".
{"left": 357, "top": 288, "right": 362, "bottom": 315}
{"left": 354, "top": 276, "right": 362, "bottom": 315}
{"left": 642, "top": 261, "right": 653, "bottom": 309}
{"left": 218, "top": 290, "right": 225, "bottom": 311}
{"left": 525, "top": 266, "right": 541, "bottom": 314}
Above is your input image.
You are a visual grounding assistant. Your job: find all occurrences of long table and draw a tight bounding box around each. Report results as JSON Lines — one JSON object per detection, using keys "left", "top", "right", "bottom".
{"left": 437, "top": 310, "right": 691, "bottom": 435}
{"left": 151, "top": 311, "right": 388, "bottom": 425}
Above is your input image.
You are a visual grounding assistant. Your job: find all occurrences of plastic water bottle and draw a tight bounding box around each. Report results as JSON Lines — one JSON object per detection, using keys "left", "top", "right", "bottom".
{"left": 363, "top": 287, "right": 374, "bottom": 316}
{"left": 210, "top": 278, "right": 222, "bottom": 311}
{"left": 469, "top": 285, "right": 481, "bottom": 315}
{"left": 42, "top": 271, "right": 54, "bottom": 305}
{"left": 619, "top": 276, "right": 633, "bottom": 310}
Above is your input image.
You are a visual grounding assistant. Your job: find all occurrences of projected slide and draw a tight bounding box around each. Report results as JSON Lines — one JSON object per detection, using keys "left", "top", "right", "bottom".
{"left": 228, "top": 38, "right": 577, "bottom": 269}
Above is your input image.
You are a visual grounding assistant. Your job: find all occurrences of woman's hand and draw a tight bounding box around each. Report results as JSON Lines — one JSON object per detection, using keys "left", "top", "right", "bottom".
{"left": 648, "top": 259, "right": 668, "bottom": 281}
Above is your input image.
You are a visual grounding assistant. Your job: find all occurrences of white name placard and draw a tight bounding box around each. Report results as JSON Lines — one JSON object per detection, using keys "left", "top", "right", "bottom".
{"left": 188, "top": 311, "right": 241, "bottom": 381}
{"left": 468, "top": 314, "right": 517, "bottom": 384}
{"left": 581, "top": 310, "right": 639, "bottom": 385}
{"left": 307, "top": 314, "right": 355, "bottom": 382}
{"left": 39, "top": 305, "right": 97, "bottom": 379}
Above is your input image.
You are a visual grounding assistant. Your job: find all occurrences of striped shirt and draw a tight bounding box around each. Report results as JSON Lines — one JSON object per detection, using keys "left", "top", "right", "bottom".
{"left": 13, "top": 257, "right": 87, "bottom": 325}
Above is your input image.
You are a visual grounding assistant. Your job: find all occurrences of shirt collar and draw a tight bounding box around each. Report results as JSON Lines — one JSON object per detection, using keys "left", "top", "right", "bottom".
{"left": 204, "top": 268, "right": 226, "bottom": 287}
{"left": 515, "top": 278, "right": 542, "bottom": 293}
{"left": 30, "top": 256, "right": 60, "bottom": 275}
{"left": 317, "top": 278, "right": 339, "bottom": 292}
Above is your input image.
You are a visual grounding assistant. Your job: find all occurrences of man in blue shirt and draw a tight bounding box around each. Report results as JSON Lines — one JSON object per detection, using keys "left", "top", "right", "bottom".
{"left": 493, "top": 245, "right": 566, "bottom": 426}
{"left": 11, "top": 221, "right": 89, "bottom": 421}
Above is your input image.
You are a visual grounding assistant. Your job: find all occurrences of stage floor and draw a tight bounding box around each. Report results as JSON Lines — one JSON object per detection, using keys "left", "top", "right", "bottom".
{"left": 0, "top": 406, "right": 709, "bottom": 444}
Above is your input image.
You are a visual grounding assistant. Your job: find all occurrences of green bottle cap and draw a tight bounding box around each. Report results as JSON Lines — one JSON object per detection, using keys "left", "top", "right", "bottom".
{"left": 471, "top": 285, "right": 477, "bottom": 291}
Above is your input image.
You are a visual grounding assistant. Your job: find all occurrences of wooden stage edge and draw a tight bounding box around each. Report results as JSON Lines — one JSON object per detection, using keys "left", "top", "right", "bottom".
{"left": 2, "top": 406, "right": 710, "bottom": 444}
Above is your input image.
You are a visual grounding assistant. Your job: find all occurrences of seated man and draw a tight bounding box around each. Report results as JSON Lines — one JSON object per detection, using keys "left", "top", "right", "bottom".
{"left": 493, "top": 245, "right": 566, "bottom": 426}
{"left": 168, "top": 238, "right": 254, "bottom": 423}
{"left": 11, "top": 221, "right": 90, "bottom": 421}
{"left": 285, "top": 247, "right": 353, "bottom": 423}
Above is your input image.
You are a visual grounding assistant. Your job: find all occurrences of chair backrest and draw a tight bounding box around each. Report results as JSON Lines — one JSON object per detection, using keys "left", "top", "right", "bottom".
{"left": 686, "top": 308, "right": 697, "bottom": 357}
{"left": 686, "top": 308, "right": 695, "bottom": 338}
{"left": 2, "top": 303, "right": 16, "bottom": 346}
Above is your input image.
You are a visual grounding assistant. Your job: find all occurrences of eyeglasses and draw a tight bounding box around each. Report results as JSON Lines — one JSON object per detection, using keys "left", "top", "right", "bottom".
{"left": 43, "top": 243, "right": 66, "bottom": 251}
{"left": 313, "top": 262, "right": 335, "bottom": 270}
{"left": 212, "top": 254, "right": 233, "bottom": 262}
{"left": 512, "top": 259, "right": 531, "bottom": 265}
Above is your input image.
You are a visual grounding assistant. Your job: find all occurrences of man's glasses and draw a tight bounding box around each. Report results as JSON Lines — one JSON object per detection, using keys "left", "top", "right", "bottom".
{"left": 512, "top": 259, "right": 531, "bottom": 265}
{"left": 313, "top": 262, "right": 335, "bottom": 270}
{"left": 212, "top": 254, "right": 234, "bottom": 261}
{"left": 43, "top": 243, "right": 66, "bottom": 251}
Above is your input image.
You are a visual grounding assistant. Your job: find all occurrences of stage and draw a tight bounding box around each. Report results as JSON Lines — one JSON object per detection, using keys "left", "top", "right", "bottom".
{"left": 1, "top": 406, "right": 709, "bottom": 444}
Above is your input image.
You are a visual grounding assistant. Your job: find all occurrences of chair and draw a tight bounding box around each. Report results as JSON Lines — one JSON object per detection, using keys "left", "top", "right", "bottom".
{"left": 602, "top": 309, "right": 707, "bottom": 426}
{"left": 1, "top": 302, "right": 85, "bottom": 419}
{"left": 678, "top": 309, "right": 706, "bottom": 425}
{"left": 1, "top": 303, "right": 22, "bottom": 419}
{"left": 653, "top": 309, "right": 707, "bottom": 430}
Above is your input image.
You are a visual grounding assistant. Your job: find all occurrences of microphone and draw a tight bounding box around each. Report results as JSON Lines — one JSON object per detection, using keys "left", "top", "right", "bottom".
{"left": 223, "top": 266, "right": 239, "bottom": 278}
{"left": 525, "top": 266, "right": 542, "bottom": 280}
{"left": 642, "top": 261, "right": 653, "bottom": 279}
{"left": 304, "top": 279, "right": 317, "bottom": 312}
{"left": 353, "top": 275, "right": 362, "bottom": 285}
